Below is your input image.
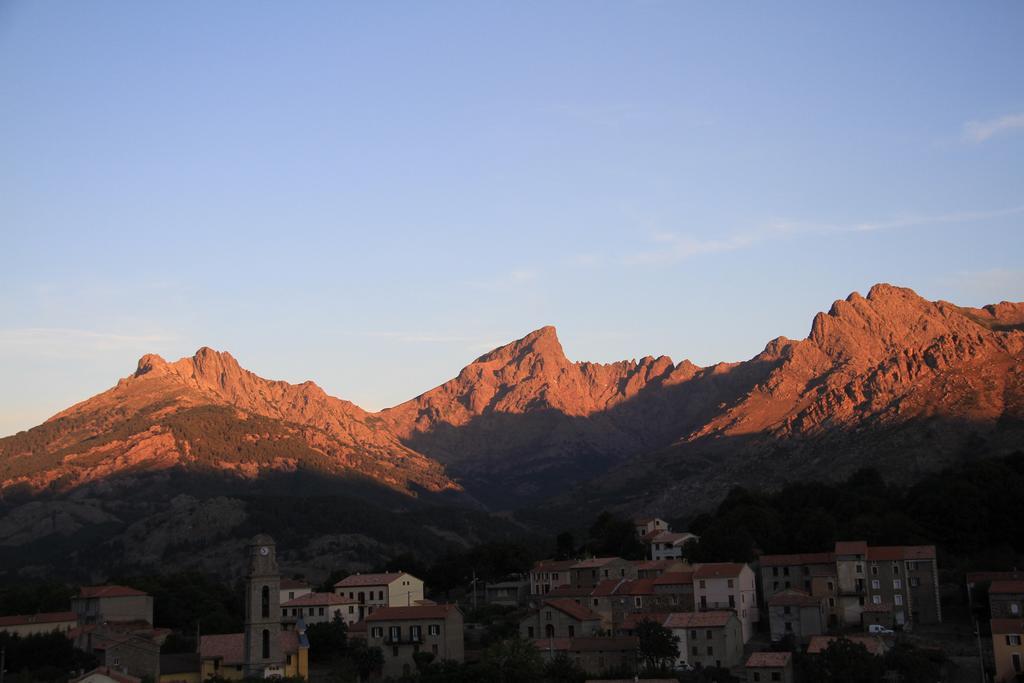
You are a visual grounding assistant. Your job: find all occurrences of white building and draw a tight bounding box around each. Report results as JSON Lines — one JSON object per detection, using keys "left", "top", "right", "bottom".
{"left": 333, "top": 572, "right": 424, "bottom": 620}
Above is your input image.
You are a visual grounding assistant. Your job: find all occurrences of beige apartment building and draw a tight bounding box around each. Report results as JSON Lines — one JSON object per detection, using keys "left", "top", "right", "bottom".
{"left": 992, "top": 618, "right": 1024, "bottom": 682}
{"left": 281, "top": 592, "right": 359, "bottom": 627}
{"left": 519, "top": 598, "right": 602, "bottom": 639}
{"left": 333, "top": 572, "right": 424, "bottom": 620}
{"left": 366, "top": 604, "right": 463, "bottom": 679}
{"left": 766, "top": 589, "right": 825, "bottom": 644}
{"left": 665, "top": 611, "right": 744, "bottom": 671}
{"left": 693, "top": 563, "right": 758, "bottom": 642}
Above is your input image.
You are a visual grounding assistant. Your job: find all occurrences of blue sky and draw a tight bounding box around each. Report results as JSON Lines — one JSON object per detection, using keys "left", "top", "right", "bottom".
{"left": 2, "top": 1, "right": 1023, "bottom": 436}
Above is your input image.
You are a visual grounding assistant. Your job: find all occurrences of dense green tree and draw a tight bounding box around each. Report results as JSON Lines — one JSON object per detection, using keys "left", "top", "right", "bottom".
{"left": 635, "top": 619, "right": 679, "bottom": 671}
{"left": 305, "top": 616, "right": 348, "bottom": 663}
{"left": 586, "top": 511, "right": 644, "bottom": 560}
{"left": 480, "top": 637, "right": 544, "bottom": 683}
{"left": 797, "top": 638, "right": 885, "bottom": 683}
{"left": 542, "top": 653, "right": 587, "bottom": 683}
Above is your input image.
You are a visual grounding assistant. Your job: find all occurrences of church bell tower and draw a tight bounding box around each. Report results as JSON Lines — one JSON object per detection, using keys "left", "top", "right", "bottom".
{"left": 244, "top": 534, "right": 284, "bottom": 676}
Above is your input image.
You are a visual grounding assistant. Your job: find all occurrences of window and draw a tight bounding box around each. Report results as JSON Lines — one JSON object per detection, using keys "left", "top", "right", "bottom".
{"left": 728, "top": 595, "right": 735, "bottom": 608}
{"left": 634, "top": 597, "right": 642, "bottom": 608}
{"left": 261, "top": 586, "right": 270, "bottom": 618}
{"left": 1012, "top": 604, "right": 1021, "bottom": 616}
{"left": 871, "top": 565, "right": 878, "bottom": 576}
{"left": 289, "top": 591, "right": 295, "bottom": 599}
{"left": 568, "top": 625, "right": 575, "bottom": 637}
{"left": 545, "top": 624, "right": 555, "bottom": 638}
{"left": 292, "top": 608, "right": 298, "bottom": 617}
{"left": 527, "top": 626, "right": 534, "bottom": 638}
{"left": 691, "top": 646, "right": 698, "bottom": 656}
{"left": 319, "top": 607, "right": 325, "bottom": 616}
{"left": 855, "top": 564, "right": 863, "bottom": 574}
{"left": 828, "top": 598, "right": 836, "bottom": 607}
{"left": 690, "top": 629, "right": 697, "bottom": 639}
{"left": 281, "top": 609, "right": 287, "bottom": 617}
{"left": 262, "top": 629, "right": 270, "bottom": 659}
{"left": 773, "top": 581, "right": 779, "bottom": 590}
{"left": 783, "top": 606, "right": 791, "bottom": 615}
{"left": 379, "top": 590, "right": 384, "bottom": 600}
{"left": 783, "top": 567, "right": 789, "bottom": 577}
{"left": 753, "top": 674, "right": 761, "bottom": 682}
{"left": 699, "top": 580, "right": 706, "bottom": 589}
{"left": 593, "top": 599, "right": 598, "bottom": 606}
{"left": 893, "top": 564, "right": 900, "bottom": 576}
{"left": 894, "top": 594, "right": 904, "bottom": 606}
{"left": 389, "top": 626, "right": 400, "bottom": 642}
{"left": 1014, "top": 653, "right": 1022, "bottom": 673}
{"left": 706, "top": 630, "right": 712, "bottom": 639}
{"left": 893, "top": 579, "right": 902, "bottom": 590}
{"left": 545, "top": 611, "right": 553, "bottom": 621}
{"left": 872, "top": 595, "right": 882, "bottom": 605}
{"left": 348, "top": 606, "right": 354, "bottom": 614}
{"left": 700, "top": 596, "right": 707, "bottom": 609}
{"left": 706, "top": 646, "right": 713, "bottom": 655}
{"left": 910, "top": 577, "right": 920, "bottom": 588}
{"left": 429, "top": 624, "right": 440, "bottom": 636}
{"left": 410, "top": 625, "right": 422, "bottom": 641}
{"left": 785, "top": 621, "right": 792, "bottom": 632}
{"left": 827, "top": 581, "right": 835, "bottom": 592}
{"left": 371, "top": 627, "right": 383, "bottom": 638}
{"left": 727, "top": 579, "right": 734, "bottom": 588}
{"left": 771, "top": 673, "right": 781, "bottom": 682}
{"left": 1007, "top": 635, "right": 1022, "bottom": 646}
{"left": 871, "top": 579, "right": 880, "bottom": 590}
{"left": 772, "top": 567, "right": 779, "bottom": 577}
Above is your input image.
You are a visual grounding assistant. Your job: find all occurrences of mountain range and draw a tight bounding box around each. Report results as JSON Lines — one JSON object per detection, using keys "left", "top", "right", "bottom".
{"left": 1, "top": 283, "right": 1022, "bottom": 580}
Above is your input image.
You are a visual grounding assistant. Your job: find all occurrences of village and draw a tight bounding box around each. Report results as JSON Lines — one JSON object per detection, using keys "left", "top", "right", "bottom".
{"left": 2, "top": 517, "right": 1021, "bottom": 682}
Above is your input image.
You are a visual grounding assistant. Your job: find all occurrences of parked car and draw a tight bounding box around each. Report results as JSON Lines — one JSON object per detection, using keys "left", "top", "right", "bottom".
{"left": 868, "top": 624, "right": 895, "bottom": 635}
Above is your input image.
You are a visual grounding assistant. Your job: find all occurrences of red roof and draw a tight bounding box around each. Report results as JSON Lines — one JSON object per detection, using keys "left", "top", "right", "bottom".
{"left": 693, "top": 563, "right": 746, "bottom": 579}
{"left": 632, "top": 559, "right": 677, "bottom": 571}
{"left": 200, "top": 631, "right": 300, "bottom": 665}
{"left": 663, "top": 611, "right": 734, "bottom": 628}
{"left": 767, "top": 589, "right": 821, "bottom": 607}
{"left": 991, "top": 619, "right": 1024, "bottom": 635}
{"left": 746, "top": 652, "right": 792, "bottom": 668}
{"left": 989, "top": 580, "right": 1024, "bottom": 594}
{"left": 77, "top": 585, "right": 148, "bottom": 599}
{"left": 365, "top": 605, "right": 460, "bottom": 622}
{"left": 542, "top": 599, "right": 602, "bottom": 622}
{"left": 834, "top": 541, "right": 868, "bottom": 556}
{"left": 866, "top": 546, "right": 936, "bottom": 561}
{"left": 0, "top": 611, "right": 77, "bottom": 628}
{"left": 759, "top": 552, "right": 834, "bottom": 567}
{"left": 653, "top": 571, "right": 694, "bottom": 586}
{"left": 334, "top": 572, "right": 413, "bottom": 588}
{"left": 282, "top": 591, "right": 355, "bottom": 607}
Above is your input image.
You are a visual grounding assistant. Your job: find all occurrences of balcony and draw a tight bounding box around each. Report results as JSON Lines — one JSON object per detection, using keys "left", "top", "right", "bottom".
{"left": 384, "top": 634, "right": 424, "bottom": 645}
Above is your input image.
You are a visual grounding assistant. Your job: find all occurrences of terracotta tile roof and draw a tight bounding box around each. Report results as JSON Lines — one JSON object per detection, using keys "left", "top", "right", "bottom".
{"left": 652, "top": 571, "right": 694, "bottom": 586}
{"left": 334, "top": 572, "right": 411, "bottom": 588}
{"left": 77, "top": 585, "right": 148, "bottom": 599}
{"left": 571, "top": 557, "right": 622, "bottom": 569}
{"left": 693, "top": 563, "right": 746, "bottom": 579}
{"left": 807, "top": 635, "right": 885, "bottom": 656}
{"left": 282, "top": 591, "right": 356, "bottom": 607}
{"left": 866, "top": 545, "right": 936, "bottom": 561}
{"left": 834, "top": 541, "right": 869, "bottom": 556}
{"left": 533, "top": 636, "right": 639, "bottom": 652}
{"left": 989, "top": 580, "right": 1024, "bottom": 594}
{"left": 280, "top": 578, "right": 309, "bottom": 590}
{"left": 542, "top": 599, "right": 602, "bottom": 622}
{"left": 651, "top": 531, "right": 696, "bottom": 545}
{"left": 663, "top": 611, "right": 734, "bottom": 628}
{"left": 200, "top": 631, "right": 300, "bottom": 665}
{"left": 746, "top": 652, "right": 792, "bottom": 668}
{"left": 991, "top": 619, "right": 1024, "bottom": 635}
{"left": 0, "top": 611, "right": 78, "bottom": 628}
{"left": 365, "top": 604, "right": 460, "bottom": 621}
{"left": 632, "top": 559, "right": 675, "bottom": 571}
{"left": 767, "top": 589, "right": 821, "bottom": 607}
{"left": 759, "top": 552, "right": 834, "bottom": 567}
{"left": 614, "top": 579, "right": 655, "bottom": 596}
{"left": 71, "top": 667, "right": 141, "bottom": 683}
{"left": 619, "top": 612, "right": 671, "bottom": 631}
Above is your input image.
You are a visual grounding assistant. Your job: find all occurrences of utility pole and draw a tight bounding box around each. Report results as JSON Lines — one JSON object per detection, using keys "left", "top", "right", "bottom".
{"left": 470, "top": 570, "right": 479, "bottom": 612}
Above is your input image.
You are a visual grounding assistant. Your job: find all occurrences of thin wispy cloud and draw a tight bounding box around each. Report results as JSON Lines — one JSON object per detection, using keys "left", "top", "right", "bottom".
{"left": 963, "top": 113, "right": 1024, "bottom": 142}
{"left": 623, "top": 205, "right": 1024, "bottom": 266}
{"left": 0, "top": 328, "right": 171, "bottom": 348}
